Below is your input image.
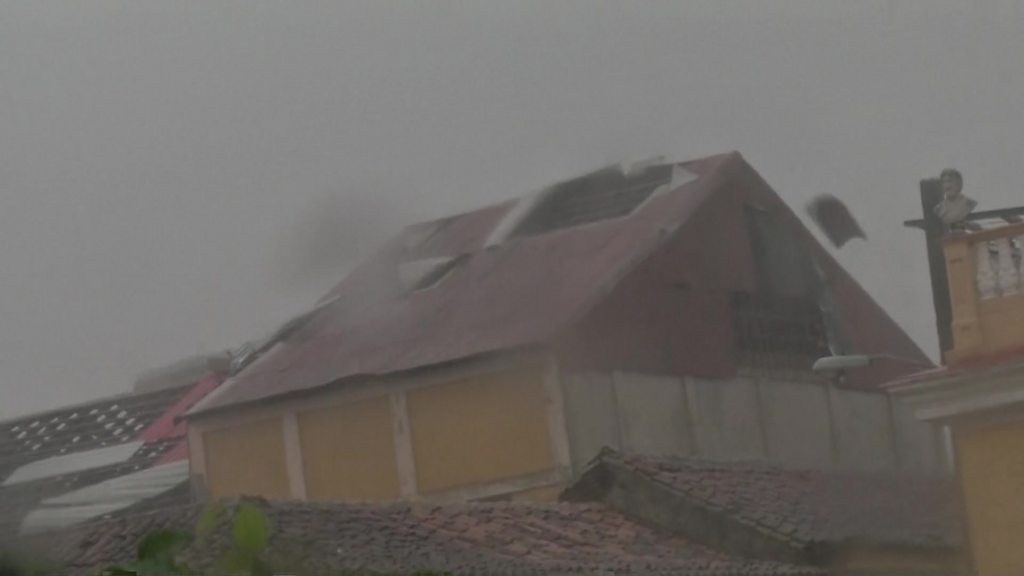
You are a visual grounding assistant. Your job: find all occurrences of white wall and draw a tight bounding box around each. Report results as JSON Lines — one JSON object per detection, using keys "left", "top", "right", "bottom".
{"left": 561, "top": 373, "right": 621, "bottom": 475}
{"left": 685, "top": 376, "right": 765, "bottom": 461}
{"left": 759, "top": 379, "right": 832, "bottom": 467}
{"left": 612, "top": 373, "right": 692, "bottom": 456}
{"left": 829, "top": 387, "right": 896, "bottom": 471}
{"left": 561, "top": 370, "right": 946, "bottom": 475}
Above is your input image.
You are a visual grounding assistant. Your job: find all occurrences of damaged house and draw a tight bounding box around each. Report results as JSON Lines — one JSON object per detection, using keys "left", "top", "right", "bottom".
{"left": 0, "top": 354, "right": 228, "bottom": 537}
{"left": 1, "top": 153, "right": 968, "bottom": 576}
{"left": 185, "top": 152, "right": 943, "bottom": 504}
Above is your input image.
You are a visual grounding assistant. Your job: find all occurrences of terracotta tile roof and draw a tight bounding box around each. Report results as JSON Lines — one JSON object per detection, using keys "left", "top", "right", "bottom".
{"left": 573, "top": 451, "right": 961, "bottom": 551}
{"left": 34, "top": 499, "right": 819, "bottom": 576}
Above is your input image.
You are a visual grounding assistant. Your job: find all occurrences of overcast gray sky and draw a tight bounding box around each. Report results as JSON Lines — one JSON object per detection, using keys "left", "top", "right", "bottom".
{"left": 1, "top": 1, "right": 1022, "bottom": 419}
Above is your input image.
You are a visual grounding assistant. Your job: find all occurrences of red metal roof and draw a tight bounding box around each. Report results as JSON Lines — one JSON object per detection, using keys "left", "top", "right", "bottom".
{"left": 194, "top": 154, "right": 733, "bottom": 414}
{"left": 194, "top": 152, "right": 929, "bottom": 415}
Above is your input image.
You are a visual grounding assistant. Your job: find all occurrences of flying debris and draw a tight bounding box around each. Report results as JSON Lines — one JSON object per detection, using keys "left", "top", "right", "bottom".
{"left": 806, "top": 194, "right": 867, "bottom": 248}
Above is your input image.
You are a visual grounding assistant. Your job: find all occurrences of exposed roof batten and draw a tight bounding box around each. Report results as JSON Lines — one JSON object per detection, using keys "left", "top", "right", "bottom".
{"left": 510, "top": 163, "right": 673, "bottom": 239}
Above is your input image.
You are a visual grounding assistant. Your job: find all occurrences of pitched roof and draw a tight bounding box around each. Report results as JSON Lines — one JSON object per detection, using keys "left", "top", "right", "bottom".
{"left": 0, "top": 375, "right": 220, "bottom": 538}
{"left": 193, "top": 152, "right": 928, "bottom": 416}
{"left": 191, "top": 155, "right": 730, "bottom": 415}
{"left": 567, "top": 451, "right": 961, "bottom": 555}
{"left": 32, "top": 498, "right": 819, "bottom": 576}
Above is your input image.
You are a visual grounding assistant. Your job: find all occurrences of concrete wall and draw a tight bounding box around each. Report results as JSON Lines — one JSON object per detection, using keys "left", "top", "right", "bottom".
{"left": 193, "top": 360, "right": 946, "bottom": 505}
{"left": 759, "top": 379, "right": 832, "bottom": 467}
{"left": 297, "top": 396, "right": 400, "bottom": 502}
{"left": 612, "top": 373, "right": 692, "bottom": 456}
{"left": 686, "top": 376, "right": 764, "bottom": 461}
{"left": 955, "top": 417, "right": 1024, "bottom": 576}
{"left": 561, "top": 370, "right": 945, "bottom": 476}
{"left": 891, "top": 399, "right": 942, "bottom": 473}
{"left": 829, "top": 387, "right": 895, "bottom": 471}
{"left": 561, "top": 373, "right": 621, "bottom": 475}
{"left": 191, "top": 354, "right": 572, "bottom": 504}
{"left": 943, "top": 230, "right": 1024, "bottom": 365}
{"left": 203, "top": 417, "right": 290, "bottom": 500}
{"left": 407, "top": 365, "right": 554, "bottom": 494}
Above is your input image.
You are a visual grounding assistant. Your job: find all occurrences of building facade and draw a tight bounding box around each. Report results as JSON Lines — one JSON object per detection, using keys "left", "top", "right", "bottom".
{"left": 893, "top": 218, "right": 1024, "bottom": 576}
{"left": 187, "top": 153, "right": 943, "bottom": 504}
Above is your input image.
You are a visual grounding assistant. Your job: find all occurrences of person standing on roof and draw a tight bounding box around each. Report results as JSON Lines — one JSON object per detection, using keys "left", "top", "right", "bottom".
{"left": 934, "top": 168, "right": 978, "bottom": 231}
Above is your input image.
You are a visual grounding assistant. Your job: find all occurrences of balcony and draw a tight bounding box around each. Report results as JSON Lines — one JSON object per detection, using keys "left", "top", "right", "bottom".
{"left": 944, "top": 222, "right": 1024, "bottom": 365}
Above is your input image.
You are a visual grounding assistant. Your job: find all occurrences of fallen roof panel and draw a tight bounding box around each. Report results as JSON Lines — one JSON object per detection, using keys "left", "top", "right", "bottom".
{"left": 2, "top": 441, "right": 142, "bottom": 487}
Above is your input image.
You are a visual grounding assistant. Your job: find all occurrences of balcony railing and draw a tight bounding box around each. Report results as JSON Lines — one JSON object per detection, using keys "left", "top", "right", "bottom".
{"left": 944, "top": 222, "right": 1024, "bottom": 364}
{"left": 975, "top": 233, "right": 1024, "bottom": 300}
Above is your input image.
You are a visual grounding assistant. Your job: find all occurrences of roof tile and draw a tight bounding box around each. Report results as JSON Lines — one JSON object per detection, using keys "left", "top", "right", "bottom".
{"left": 590, "top": 452, "right": 961, "bottom": 550}
{"left": 24, "top": 499, "right": 821, "bottom": 576}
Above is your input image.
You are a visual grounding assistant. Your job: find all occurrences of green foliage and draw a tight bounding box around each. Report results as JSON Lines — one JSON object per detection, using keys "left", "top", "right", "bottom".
{"left": 100, "top": 500, "right": 273, "bottom": 576}
{"left": 231, "top": 503, "right": 270, "bottom": 556}
{"left": 93, "top": 500, "right": 453, "bottom": 576}
{"left": 195, "top": 502, "right": 226, "bottom": 539}
{"left": 100, "top": 529, "right": 194, "bottom": 576}
{"left": 217, "top": 503, "right": 273, "bottom": 576}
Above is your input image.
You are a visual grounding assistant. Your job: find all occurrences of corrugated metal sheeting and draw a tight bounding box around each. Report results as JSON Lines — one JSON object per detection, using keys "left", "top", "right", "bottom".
{"left": 20, "top": 460, "right": 189, "bottom": 534}
{"left": 2, "top": 441, "right": 142, "bottom": 487}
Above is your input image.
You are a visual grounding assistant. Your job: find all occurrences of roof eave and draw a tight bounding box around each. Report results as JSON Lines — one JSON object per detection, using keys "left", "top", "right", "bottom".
{"left": 888, "top": 358, "right": 1024, "bottom": 423}
{"left": 185, "top": 345, "right": 548, "bottom": 421}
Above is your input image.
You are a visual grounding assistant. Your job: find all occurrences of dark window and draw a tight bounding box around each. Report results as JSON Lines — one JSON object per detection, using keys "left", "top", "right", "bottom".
{"left": 511, "top": 164, "right": 672, "bottom": 238}
{"left": 745, "top": 206, "right": 811, "bottom": 296}
{"left": 739, "top": 208, "right": 829, "bottom": 368}
{"left": 731, "top": 292, "right": 830, "bottom": 370}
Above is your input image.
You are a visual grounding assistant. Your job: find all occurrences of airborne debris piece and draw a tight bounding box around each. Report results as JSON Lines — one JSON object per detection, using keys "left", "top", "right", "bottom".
{"left": 19, "top": 460, "right": 189, "bottom": 535}
{"left": 806, "top": 194, "right": 867, "bottom": 248}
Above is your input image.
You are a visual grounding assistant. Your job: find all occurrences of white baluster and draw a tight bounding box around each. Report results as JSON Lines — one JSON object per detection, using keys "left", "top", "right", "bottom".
{"left": 996, "top": 238, "right": 1018, "bottom": 296}
{"left": 1013, "top": 236, "right": 1024, "bottom": 295}
{"left": 976, "top": 242, "right": 998, "bottom": 300}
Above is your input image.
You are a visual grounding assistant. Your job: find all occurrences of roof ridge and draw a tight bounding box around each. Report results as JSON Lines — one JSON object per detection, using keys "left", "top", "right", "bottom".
{"left": 402, "top": 152, "right": 738, "bottom": 241}
{"left": 620, "top": 451, "right": 951, "bottom": 483}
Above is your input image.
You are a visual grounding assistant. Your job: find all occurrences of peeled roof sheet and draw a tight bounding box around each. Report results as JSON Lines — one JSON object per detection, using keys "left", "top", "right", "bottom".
{"left": 2, "top": 441, "right": 142, "bottom": 487}
{"left": 20, "top": 460, "right": 189, "bottom": 535}
{"left": 0, "top": 384, "right": 187, "bottom": 474}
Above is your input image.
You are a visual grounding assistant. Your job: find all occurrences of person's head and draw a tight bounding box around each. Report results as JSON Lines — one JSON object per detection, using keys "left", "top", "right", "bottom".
{"left": 941, "top": 168, "right": 963, "bottom": 198}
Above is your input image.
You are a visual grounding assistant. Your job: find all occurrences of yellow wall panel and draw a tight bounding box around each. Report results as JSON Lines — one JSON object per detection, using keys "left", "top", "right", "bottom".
{"left": 956, "top": 419, "right": 1024, "bottom": 576}
{"left": 408, "top": 365, "right": 553, "bottom": 493}
{"left": 297, "top": 396, "right": 401, "bottom": 502}
{"left": 203, "top": 418, "right": 290, "bottom": 500}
